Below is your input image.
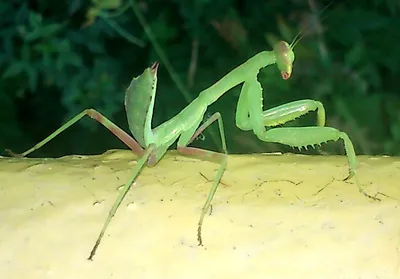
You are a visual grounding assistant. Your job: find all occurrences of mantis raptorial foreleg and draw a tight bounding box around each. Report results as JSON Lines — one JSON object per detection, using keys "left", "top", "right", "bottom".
{"left": 259, "top": 99, "right": 325, "bottom": 128}
{"left": 236, "top": 77, "right": 379, "bottom": 200}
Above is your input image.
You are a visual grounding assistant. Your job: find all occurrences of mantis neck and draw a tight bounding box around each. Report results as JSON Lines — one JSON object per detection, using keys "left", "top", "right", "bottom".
{"left": 197, "top": 50, "right": 276, "bottom": 105}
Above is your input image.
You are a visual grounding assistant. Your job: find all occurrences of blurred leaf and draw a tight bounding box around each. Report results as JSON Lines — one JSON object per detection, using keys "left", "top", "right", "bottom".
{"left": 86, "top": 0, "right": 122, "bottom": 25}
{"left": 92, "top": 0, "right": 121, "bottom": 9}
{"left": 344, "top": 42, "right": 364, "bottom": 68}
{"left": 211, "top": 15, "right": 248, "bottom": 51}
{"left": 277, "top": 15, "right": 294, "bottom": 42}
{"left": 149, "top": 13, "right": 179, "bottom": 43}
{"left": 2, "top": 62, "right": 26, "bottom": 78}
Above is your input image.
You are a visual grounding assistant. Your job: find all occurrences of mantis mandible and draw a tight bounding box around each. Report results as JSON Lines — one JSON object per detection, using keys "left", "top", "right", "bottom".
{"left": 7, "top": 38, "right": 378, "bottom": 260}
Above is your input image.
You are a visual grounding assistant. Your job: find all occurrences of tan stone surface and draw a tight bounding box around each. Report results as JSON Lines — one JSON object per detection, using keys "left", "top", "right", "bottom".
{"left": 0, "top": 150, "right": 399, "bottom": 279}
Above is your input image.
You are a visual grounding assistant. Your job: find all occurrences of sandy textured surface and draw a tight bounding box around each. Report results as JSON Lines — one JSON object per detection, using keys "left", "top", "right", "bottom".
{"left": 0, "top": 150, "right": 399, "bottom": 279}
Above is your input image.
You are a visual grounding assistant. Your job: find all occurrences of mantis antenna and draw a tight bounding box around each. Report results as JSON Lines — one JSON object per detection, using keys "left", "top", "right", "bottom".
{"left": 289, "top": 1, "right": 334, "bottom": 50}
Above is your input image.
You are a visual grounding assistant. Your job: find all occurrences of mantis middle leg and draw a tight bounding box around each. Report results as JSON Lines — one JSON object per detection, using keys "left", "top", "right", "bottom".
{"left": 236, "top": 77, "right": 379, "bottom": 201}
{"left": 175, "top": 112, "right": 228, "bottom": 246}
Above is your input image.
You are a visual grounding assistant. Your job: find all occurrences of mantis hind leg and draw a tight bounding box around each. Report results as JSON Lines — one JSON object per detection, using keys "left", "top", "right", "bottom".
{"left": 237, "top": 78, "right": 379, "bottom": 201}
{"left": 176, "top": 112, "right": 228, "bottom": 246}
{"left": 7, "top": 109, "right": 144, "bottom": 157}
{"left": 7, "top": 109, "right": 152, "bottom": 260}
{"left": 88, "top": 144, "right": 157, "bottom": 260}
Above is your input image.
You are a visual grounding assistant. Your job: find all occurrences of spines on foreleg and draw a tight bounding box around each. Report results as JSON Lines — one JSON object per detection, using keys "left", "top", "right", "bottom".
{"left": 262, "top": 126, "right": 379, "bottom": 201}
{"left": 265, "top": 127, "right": 356, "bottom": 179}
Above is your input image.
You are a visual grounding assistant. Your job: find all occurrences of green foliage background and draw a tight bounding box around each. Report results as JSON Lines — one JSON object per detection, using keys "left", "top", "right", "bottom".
{"left": 1, "top": 0, "right": 400, "bottom": 158}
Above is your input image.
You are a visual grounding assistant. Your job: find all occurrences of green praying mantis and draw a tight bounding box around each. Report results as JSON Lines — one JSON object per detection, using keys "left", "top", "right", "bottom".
{"left": 7, "top": 37, "right": 379, "bottom": 260}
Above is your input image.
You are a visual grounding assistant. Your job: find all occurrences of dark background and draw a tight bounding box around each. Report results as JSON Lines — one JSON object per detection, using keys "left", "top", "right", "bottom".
{"left": 1, "top": 0, "right": 399, "bottom": 158}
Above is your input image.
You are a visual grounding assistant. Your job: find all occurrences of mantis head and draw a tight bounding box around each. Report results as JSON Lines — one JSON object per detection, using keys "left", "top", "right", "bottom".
{"left": 273, "top": 41, "right": 295, "bottom": 80}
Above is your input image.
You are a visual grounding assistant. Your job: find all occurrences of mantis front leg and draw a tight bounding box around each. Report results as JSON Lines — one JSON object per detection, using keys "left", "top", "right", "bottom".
{"left": 236, "top": 77, "right": 379, "bottom": 201}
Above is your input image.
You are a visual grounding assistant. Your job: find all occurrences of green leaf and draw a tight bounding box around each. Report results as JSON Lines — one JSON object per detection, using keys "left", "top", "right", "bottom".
{"left": 344, "top": 43, "right": 364, "bottom": 68}
{"left": 2, "top": 62, "right": 26, "bottom": 78}
{"left": 91, "top": 0, "right": 121, "bottom": 10}
{"left": 276, "top": 15, "right": 294, "bottom": 42}
{"left": 26, "top": 66, "right": 38, "bottom": 91}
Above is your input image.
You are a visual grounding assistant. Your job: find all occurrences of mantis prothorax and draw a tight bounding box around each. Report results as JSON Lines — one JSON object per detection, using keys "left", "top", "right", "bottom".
{"left": 8, "top": 39, "right": 378, "bottom": 261}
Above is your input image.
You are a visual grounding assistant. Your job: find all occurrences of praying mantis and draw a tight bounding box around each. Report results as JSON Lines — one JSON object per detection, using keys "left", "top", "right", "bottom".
{"left": 7, "top": 37, "right": 379, "bottom": 261}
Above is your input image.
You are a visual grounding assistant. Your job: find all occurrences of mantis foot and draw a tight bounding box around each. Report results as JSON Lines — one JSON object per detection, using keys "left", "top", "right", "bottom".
{"left": 5, "top": 149, "right": 24, "bottom": 158}
{"left": 359, "top": 189, "right": 381, "bottom": 201}
{"left": 197, "top": 222, "right": 204, "bottom": 246}
{"left": 344, "top": 171, "right": 381, "bottom": 202}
